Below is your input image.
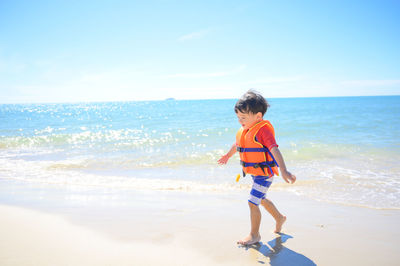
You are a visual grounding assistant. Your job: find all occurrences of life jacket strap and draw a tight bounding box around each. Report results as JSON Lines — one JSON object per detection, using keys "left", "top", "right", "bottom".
{"left": 236, "top": 146, "right": 280, "bottom": 168}
{"left": 236, "top": 147, "right": 269, "bottom": 152}
{"left": 240, "top": 160, "right": 277, "bottom": 175}
{"left": 240, "top": 161, "right": 277, "bottom": 168}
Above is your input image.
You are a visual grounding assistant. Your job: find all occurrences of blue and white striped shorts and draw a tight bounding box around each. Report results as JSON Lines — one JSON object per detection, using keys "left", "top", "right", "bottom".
{"left": 248, "top": 175, "right": 273, "bottom": 206}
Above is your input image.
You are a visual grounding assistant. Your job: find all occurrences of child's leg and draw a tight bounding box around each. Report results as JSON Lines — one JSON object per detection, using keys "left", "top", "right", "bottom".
{"left": 260, "top": 198, "right": 286, "bottom": 233}
{"left": 237, "top": 202, "right": 262, "bottom": 245}
{"left": 237, "top": 176, "right": 272, "bottom": 245}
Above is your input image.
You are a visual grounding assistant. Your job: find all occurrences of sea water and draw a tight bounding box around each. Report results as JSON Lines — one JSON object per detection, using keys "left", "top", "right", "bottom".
{"left": 0, "top": 96, "right": 399, "bottom": 209}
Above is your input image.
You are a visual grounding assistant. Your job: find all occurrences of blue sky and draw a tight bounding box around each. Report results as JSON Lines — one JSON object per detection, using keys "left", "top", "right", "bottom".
{"left": 0, "top": 0, "right": 399, "bottom": 103}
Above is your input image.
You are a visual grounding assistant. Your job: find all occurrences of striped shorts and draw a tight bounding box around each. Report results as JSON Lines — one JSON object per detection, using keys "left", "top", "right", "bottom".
{"left": 248, "top": 175, "right": 274, "bottom": 206}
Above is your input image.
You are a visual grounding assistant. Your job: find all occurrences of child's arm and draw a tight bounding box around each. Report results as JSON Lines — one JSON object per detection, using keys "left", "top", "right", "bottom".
{"left": 217, "top": 143, "right": 237, "bottom": 165}
{"left": 270, "top": 147, "right": 296, "bottom": 184}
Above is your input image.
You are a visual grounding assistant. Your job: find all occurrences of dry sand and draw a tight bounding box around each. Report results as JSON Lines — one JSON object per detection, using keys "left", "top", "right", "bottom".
{"left": 1, "top": 191, "right": 399, "bottom": 265}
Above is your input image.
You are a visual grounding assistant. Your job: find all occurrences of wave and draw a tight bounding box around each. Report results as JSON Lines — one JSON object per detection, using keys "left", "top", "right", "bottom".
{"left": 1, "top": 154, "right": 400, "bottom": 210}
{"left": 1, "top": 132, "right": 400, "bottom": 211}
{"left": 281, "top": 162, "right": 400, "bottom": 210}
{"left": 0, "top": 157, "right": 248, "bottom": 193}
{"left": 44, "top": 152, "right": 227, "bottom": 170}
{"left": 2, "top": 131, "right": 399, "bottom": 169}
{"left": 281, "top": 141, "right": 400, "bottom": 161}
{"left": 0, "top": 129, "right": 177, "bottom": 149}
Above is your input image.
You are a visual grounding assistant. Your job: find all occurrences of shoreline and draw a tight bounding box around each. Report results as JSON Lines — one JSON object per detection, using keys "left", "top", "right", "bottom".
{"left": 1, "top": 189, "right": 399, "bottom": 265}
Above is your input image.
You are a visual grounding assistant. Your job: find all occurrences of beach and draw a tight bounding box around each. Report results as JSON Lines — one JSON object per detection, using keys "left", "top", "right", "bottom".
{"left": 1, "top": 97, "right": 399, "bottom": 265}
{"left": 1, "top": 187, "right": 399, "bottom": 266}
{"left": 2, "top": 0, "right": 400, "bottom": 263}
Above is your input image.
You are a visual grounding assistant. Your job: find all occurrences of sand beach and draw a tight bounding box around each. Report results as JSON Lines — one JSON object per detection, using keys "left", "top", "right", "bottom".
{"left": 1, "top": 187, "right": 399, "bottom": 266}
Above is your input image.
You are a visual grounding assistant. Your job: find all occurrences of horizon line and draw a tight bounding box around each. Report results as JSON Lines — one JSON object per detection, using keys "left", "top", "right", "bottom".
{"left": 1, "top": 94, "right": 399, "bottom": 105}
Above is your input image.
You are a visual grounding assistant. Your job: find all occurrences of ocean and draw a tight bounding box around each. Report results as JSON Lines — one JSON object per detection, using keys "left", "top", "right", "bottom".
{"left": 0, "top": 96, "right": 399, "bottom": 210}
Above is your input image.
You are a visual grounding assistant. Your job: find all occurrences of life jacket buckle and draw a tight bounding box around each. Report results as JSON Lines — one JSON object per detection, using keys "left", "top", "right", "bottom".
{"left": 253, "top": 163, "right": 267, "bottom": 175}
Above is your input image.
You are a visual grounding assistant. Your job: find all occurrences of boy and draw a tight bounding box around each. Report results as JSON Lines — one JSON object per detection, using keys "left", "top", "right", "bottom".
{"left": 218, "top": 90, "right": 296, "bottom": 245}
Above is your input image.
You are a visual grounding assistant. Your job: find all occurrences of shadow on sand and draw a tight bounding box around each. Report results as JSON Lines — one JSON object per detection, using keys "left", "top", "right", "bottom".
{"left": 239, "top": 233, "right": 316, "bottom": 265}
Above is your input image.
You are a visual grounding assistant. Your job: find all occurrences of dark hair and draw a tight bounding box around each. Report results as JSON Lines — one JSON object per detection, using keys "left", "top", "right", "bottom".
{"left": 234, "top": 89, "right": 270, "bottom": 115}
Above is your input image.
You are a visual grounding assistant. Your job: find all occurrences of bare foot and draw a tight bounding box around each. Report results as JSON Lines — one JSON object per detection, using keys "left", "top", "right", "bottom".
{"left": 237, "top": 234, "right": 261, "bottom": 245}
{"left": 275, "top": 216, "right": 286, "bottom": 233}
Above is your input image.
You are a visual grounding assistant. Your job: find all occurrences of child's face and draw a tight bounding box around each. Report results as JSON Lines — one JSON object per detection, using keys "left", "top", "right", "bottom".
{"left": 236, "top": 111, "right": 262, "bottom": 129}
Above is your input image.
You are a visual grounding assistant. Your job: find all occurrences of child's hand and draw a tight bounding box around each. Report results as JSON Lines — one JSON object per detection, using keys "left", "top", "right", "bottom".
{"left": 281, "top": 170, "right": 296, "bottom": 184}
{"left": 218, "top": 144, "right": 236, "bottom": 165}
{"left": 217, "top": 154, "right": 230, "bottom": 165}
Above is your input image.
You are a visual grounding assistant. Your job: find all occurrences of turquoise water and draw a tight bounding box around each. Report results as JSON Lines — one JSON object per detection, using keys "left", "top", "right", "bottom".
{"left": 1, "top": 96, "right": 399, "bottom": 209}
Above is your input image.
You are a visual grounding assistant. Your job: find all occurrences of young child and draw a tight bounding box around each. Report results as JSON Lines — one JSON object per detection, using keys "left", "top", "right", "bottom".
{"left": 218, "top": 90, "right": 296, "bottom": 245}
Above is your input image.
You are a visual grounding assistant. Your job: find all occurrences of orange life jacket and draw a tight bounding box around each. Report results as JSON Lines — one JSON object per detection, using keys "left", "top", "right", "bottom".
{"left": 236, "top": 120, "right": 279, "bottom": 177}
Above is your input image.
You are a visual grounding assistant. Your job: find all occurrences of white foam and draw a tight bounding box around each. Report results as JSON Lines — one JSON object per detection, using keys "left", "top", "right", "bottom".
{"left": 1, "top": 145, "right": 400, "bottom": 210}
{"left": 0, "top": 157, "right": 248, "bottom": 194}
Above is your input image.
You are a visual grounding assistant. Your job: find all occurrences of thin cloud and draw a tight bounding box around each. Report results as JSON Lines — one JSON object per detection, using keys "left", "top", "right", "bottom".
{"left": 163, "top": 65, "right": 247, "bottom": 78}
{"left": 0, "top": 58, "right": 27, "bottom": 73}
{"left": 341, "top": 79, "right": 400, "bottom": 87}
{"left": 178, "top": 29, "right": 210, "bottom": 41}
{"left": 244, "top": 75, "right": 306, "bottom": 85}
